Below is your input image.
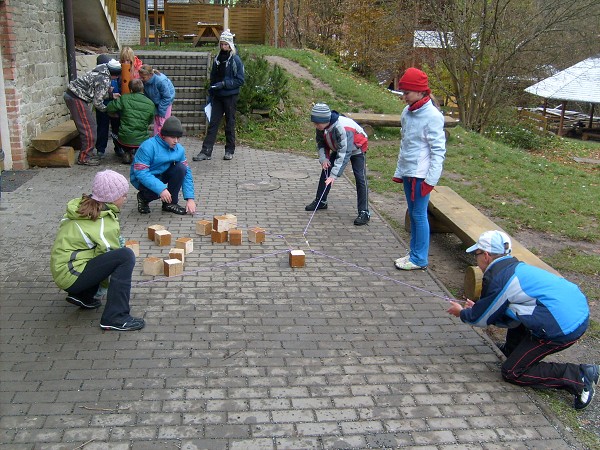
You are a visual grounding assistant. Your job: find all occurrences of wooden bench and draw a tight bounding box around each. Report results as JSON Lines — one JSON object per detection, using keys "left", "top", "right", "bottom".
{"left": 344, "top": 112, "right": 459, "bottom": 138}
{"left": 408, "top": 186, "right": 560, "bottom": 299}
{"left": 28, "top": 120, "right": 78, "bottom": 167}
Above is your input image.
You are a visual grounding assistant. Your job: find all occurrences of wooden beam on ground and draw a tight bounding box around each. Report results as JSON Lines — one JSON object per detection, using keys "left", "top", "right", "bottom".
{"left": 31, "top": 121, "right": 78, "bottom": 152}
{"left": 28, "top": 146, "right": 75, "bottom": 167}
{"left": 343, "top": 112, "right": 459, "bottom": 128}
{"left": 428, "top": 186, "right": 560, "bottom": 277}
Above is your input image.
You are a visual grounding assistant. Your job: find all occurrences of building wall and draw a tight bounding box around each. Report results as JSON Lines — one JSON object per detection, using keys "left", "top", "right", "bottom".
{"left": 1, "top": 0, "right": 69, "bottom": 170}
{"left": 118, "top": 14, "right": 140, "bottom": 46}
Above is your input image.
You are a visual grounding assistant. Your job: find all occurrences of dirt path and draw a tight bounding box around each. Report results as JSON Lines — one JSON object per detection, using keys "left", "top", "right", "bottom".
{"left": 265, "top": 56, "right": 334, "bottom": 94}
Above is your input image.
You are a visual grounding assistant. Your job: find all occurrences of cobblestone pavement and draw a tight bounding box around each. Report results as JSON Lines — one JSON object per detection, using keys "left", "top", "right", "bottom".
{"left": 0, "top": 139, "right": 581, "bottom": 449}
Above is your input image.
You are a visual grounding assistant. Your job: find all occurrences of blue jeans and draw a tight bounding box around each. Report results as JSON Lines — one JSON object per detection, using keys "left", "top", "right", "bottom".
{"left": 403, "top": 177, "right": 430, "bottom": 267}
{"left": 316, "top": 152, "right": 369, "bottom": 213}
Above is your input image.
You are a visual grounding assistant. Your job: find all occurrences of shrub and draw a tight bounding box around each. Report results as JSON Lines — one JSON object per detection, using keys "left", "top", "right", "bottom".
{"left": 237, "top": 52, "right": 289, "bottom": 115}
{"left": 484, "top": 122, "right": 555, "bottom": 150}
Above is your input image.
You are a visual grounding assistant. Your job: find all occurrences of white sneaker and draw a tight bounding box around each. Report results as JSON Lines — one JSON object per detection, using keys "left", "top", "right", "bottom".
{"left": 394, "top": 255, "right": 410, "bottom": 268}
{"left": 395, "top": 260, "right": 426, "bottom": 271}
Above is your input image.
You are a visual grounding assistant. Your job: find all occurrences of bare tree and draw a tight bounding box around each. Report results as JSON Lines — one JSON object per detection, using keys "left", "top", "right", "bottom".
{"left": 413, "top": 0, "right": 600, "bottom": 131}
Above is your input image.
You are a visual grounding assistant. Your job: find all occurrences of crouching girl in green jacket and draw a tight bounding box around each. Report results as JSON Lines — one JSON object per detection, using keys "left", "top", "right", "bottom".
{"left": 50, "top": 170, "right": 144, "bottom": 331}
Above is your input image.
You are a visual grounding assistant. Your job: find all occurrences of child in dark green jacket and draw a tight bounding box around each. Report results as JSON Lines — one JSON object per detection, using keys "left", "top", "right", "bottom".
{"left": 106, "top": 79, "right": 156, "bottom": 164}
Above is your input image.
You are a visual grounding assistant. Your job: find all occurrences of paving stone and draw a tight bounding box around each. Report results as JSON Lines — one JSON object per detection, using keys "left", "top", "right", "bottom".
{"left": 0, "top": 141, "right": 580, "bottom": 447}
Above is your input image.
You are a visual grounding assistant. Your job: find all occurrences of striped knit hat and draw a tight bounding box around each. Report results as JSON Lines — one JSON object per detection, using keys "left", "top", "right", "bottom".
{"left": 310, "top": 103, "right": 331, "bottom": 124}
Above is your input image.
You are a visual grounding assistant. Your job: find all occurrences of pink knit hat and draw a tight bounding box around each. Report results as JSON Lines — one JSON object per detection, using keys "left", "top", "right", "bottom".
{"left": 398, "top": 68, "right": 431, "bottom": 94}
{"left": 91, "top": 170, "right": 129, "bottom": 203}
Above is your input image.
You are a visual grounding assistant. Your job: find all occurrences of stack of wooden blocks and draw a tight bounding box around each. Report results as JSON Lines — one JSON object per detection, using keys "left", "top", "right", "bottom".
{"left": 142, "top": 224, "right": 194, "bottom": 277}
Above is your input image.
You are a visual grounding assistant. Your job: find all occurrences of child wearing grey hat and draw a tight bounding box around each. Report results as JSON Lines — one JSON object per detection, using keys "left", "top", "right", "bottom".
{"left": 50, "top": 170, "right": 145, "bottom": 331}
{"left": 305, "top": 103, "right": 371, "bottom": 226}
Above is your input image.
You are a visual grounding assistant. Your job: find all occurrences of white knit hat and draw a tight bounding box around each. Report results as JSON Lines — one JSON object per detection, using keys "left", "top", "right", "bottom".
{"left": 219, "top": 29, "right": 236, "bottom": 51}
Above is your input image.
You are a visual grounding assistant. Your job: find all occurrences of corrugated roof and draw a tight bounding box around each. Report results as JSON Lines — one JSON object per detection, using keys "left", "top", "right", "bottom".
{"left": 525, "top": 55, "right": 600, "bottom": 104}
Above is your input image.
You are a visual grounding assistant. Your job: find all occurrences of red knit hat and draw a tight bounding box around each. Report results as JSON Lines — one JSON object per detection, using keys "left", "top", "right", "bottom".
{"left": 398, "top": 68, "right": 431, "bottom": 94}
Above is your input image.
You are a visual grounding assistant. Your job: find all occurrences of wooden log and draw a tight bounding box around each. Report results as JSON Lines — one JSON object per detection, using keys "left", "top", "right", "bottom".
{"left": 464, "top": 265, "right": 483, "bottom": 301}
{"left": 27, "top": 146, "right": 75, "bottom": 168}
{"left": 31, "top": 121, "right": 78, "bottom": 152}
{"left": 121, "top": 62, "right": 131, "bottom": 94}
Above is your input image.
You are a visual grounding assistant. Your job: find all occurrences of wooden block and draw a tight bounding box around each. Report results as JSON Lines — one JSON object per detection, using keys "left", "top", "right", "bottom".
{"left": 196, "top": 219, "right": 212, "bottom": 236}
{"left": 228, "top": 229, "right": 242, "bottom": 245}
{"left": 27, "top": 146, "right": 75, "bottom": 167}
{"left": 154, "top": 229, "right": 172, "bottom": 246}
{"left": 164, "top": 258, "right": 183, "bottom": 277}
{"left": 143, "top": 257, "right": 163, "bottom": 276}
{"left": 211, "top": 229, "right": 228, "bottom": 243}
{"left": 248, "top": 227, "right": 266, "bottom": 244}
{"left": 213, "top": 214, "right": 237, "bottom": 232}
{"left": 148, "top": 224, "right": 165, "bottom": 241}
{"left": 289, "top": 250, "right": 306, "bottom": 268}
{"left": 31, "top": 120, "right": 78, "bottom": 152}
{"left": 176, "top": 237, "right": 194, "bottom": 254}
{"left": 125, "top": 240, "right": 140, "bottom": 257}
{"left": 168, "top": 248, "right": 185, "bottom": 263}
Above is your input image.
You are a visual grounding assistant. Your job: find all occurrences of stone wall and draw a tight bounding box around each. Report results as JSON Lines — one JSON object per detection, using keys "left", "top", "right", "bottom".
{"left": 118, "top": 14, "right": 140, "bottom": 46}
{"left": 1, "top": 0, "right": 69, "bottom": 169}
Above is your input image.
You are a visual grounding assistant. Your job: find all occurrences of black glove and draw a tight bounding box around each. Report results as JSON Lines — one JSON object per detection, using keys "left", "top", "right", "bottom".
{"left": 210, "top": 82, "right": 224, "bottom": 90}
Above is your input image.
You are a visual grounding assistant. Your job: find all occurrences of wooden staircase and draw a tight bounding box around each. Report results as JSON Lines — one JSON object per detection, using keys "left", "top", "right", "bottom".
{"left": 136, "top": 51, "right": 212, "bottom": 136}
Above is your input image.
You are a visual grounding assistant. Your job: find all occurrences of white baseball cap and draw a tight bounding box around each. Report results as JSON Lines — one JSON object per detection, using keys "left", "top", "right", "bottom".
{"left": 466, "top": 230, "right": 512, "bottom": 255}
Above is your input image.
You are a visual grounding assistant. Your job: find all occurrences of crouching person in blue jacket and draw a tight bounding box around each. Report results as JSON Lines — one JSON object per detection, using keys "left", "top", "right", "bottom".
{"left": 131, "top": 116, "right": 196, "bottom": 215}
{"left": 447, "top": 230, "right": 597, "bottom": 410}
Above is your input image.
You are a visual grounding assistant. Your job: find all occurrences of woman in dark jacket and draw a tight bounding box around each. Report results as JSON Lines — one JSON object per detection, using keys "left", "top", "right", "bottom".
{"left": 193, "top": 29, "right": 245, "bottom": 161}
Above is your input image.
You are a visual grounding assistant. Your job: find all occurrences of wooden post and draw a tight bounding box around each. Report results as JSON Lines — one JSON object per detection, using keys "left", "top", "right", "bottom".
{"left": 121, "top": 62, "right": 131, "bottom": 94}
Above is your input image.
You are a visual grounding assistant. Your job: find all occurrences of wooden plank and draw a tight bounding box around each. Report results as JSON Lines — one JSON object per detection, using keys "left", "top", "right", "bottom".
{"left": 343, "top": 112, "right": 459, "bottom": 128}
{"left": 31, "top": 121, "right": 78, "bottom": 153}
{"left": 428, "top": 186, "right": 561, "bottom": 276}
{"left": 28, "top": 146, "right": 75, "bottom": 167}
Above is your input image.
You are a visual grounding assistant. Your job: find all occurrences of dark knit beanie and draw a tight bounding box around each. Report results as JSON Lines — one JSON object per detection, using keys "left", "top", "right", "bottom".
{"left": 96, "top": 54, "right": 111, "bottom": 65}
{"left": 398, "top": 68, "right": 431, "bottom": 94}
{"left": 310, "top": 103, "right": 331, "bottom": 124}
{"left": 161, "top": 116, "right": 184, "bottom": 138}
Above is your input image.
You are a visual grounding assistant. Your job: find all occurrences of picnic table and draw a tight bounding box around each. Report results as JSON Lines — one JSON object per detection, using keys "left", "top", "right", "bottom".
{"left": 193, "top": 22, "right": 223, "bottom": 46}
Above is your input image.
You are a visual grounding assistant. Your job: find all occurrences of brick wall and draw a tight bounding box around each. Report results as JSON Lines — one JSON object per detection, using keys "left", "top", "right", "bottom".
{"left": 118, "top": 14, "right": 140, "bottom": 46}
{"left": 1, "top": 0, "right": 69, "bottom": 169}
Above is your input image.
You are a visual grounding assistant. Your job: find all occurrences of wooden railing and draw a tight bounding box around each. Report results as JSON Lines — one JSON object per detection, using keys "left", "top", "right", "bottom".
{"left": 105, "top": 0, "right": 117, "bottom": 31}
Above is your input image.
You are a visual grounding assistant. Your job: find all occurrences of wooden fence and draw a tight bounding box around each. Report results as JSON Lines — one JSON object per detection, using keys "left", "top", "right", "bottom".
{"left": 165, "top": 4, "right": 266, "bottom": 44}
